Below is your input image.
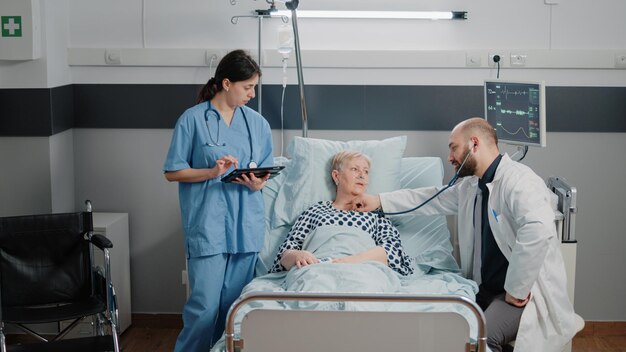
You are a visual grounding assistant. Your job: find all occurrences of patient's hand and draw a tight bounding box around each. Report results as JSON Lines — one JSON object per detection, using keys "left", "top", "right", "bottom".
{"left": 333, "top": 247, "right": 387, "bottom": 266}
{"left": 351, "top": 193, "right": 382, "bottom": 212}
{"left": 281, "top": 249, "right": 320, "bottom": 270}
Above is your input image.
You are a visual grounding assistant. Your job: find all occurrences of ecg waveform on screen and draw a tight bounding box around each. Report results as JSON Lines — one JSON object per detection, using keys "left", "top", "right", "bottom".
{"left": 485, "top": 82, "right": 541, "bottom": 145}
{"left": 499, "top": 87, "right": 529, "bottom": 100}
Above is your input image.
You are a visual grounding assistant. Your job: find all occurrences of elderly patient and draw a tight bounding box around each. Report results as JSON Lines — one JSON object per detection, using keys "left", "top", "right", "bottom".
{"left": 270, "top": 150, "right": 414, "bottom": 276}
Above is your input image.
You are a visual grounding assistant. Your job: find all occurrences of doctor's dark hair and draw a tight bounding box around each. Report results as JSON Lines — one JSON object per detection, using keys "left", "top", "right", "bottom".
{"left": 197, "top": 50, "right": 262, "bottom": 103}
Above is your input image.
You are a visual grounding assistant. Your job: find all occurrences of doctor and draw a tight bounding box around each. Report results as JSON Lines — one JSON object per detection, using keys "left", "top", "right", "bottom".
{"left": 356, "top": 118, "right": 583, "bottom": 352}
{"left": 163, "top": 50, "right": 273, "bottom": 351}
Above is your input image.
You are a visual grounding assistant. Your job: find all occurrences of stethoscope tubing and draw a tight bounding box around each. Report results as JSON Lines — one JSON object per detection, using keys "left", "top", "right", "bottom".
{"left": 204, "top": 101, "right": 256, "bottom": 168}
{"left": 375, "top": 149, "right": 472, "bottom": 216}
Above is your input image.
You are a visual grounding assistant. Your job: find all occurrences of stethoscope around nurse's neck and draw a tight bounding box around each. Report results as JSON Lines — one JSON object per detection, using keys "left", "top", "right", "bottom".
{"left": 204, "top": 101, "right": 257, "bottom": 168}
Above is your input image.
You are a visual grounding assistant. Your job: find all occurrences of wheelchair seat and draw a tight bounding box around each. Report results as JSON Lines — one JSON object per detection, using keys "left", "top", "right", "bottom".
{"left": 0, "top": 202, "right": 120, "bottom": 352}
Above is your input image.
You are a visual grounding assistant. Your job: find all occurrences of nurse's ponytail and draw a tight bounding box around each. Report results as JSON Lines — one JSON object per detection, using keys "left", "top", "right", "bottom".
{"left": 197, "top": 50, "right": 262, "bottom": 104}
{"left": 197, "top": 77, "right": 219, "bottom": 103}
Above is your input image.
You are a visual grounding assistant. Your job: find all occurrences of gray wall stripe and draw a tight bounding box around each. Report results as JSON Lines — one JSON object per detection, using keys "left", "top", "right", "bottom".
{"left": 1, "top": 85, "right": 625, "bottom": 136}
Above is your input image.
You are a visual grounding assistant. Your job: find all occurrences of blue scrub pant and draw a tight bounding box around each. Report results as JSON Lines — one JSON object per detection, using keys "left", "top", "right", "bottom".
{"left": 174, "top": 252, "right": 257, "bottom": 352}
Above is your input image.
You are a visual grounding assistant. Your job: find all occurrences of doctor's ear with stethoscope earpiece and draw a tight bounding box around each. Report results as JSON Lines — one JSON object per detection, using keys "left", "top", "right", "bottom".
{"left": 468, "top": 139, "right": 477, "bottom": 154}
{"left": 203, "top": 101, "right": 258, "bottom": 169}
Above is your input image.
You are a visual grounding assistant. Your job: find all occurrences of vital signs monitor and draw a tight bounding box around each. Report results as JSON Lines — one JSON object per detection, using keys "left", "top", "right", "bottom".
{"left": 484, "top": 80, "right": 546, "bottom": 147}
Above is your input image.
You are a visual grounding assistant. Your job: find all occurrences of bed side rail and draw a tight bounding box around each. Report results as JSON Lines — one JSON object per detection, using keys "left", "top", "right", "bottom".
{"left": 547, "top": 176, "right": 577, "bottom": 243}
{"left": 226, "top": 292, "right": 486, "bottom": 352}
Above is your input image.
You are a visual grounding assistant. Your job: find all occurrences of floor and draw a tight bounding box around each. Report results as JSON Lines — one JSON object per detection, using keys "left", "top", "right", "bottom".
{"left": 122, "top": 327, "right": 626, "bottom": 352}
{"left": 119, "top": 317, "right": 626, "bottom": 352}
{"left": 117, "top": 327, "right": 625, "bottom": 352}
{"left": 6, "top": 318, "right": 626, "bottom": 352}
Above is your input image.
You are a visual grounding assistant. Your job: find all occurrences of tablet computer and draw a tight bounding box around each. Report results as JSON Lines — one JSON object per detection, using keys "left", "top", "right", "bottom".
{"left": 221, "top": 166, "right": 285, "bottom": 183}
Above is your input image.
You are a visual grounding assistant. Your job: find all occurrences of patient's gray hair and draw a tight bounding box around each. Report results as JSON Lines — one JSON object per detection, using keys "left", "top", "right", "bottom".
{"left": 331, "top": 150, "right": 371, "bottom": 173}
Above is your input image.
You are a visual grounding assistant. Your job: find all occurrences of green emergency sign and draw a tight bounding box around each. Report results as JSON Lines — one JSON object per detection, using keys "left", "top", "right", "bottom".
{"left": 1, "top": 16, "right": 22, "bottom": 37}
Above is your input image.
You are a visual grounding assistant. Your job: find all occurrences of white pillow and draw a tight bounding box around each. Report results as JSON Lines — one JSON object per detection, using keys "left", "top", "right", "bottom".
{"left": 271, "top": 136, "right": 407, "bottom": 228}
{"left": 392, "top": 157, "right": 459, "bottom": 273}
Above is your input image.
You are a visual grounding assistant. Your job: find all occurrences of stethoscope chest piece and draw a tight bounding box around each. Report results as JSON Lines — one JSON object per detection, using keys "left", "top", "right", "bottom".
{"left": 248, "top": 161, "right": 258, "bottom": 168}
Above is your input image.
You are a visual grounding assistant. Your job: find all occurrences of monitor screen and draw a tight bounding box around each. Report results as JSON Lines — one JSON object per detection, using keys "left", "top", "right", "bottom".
{"left": 484, "top": 80, "right": 546, "bottom": 147}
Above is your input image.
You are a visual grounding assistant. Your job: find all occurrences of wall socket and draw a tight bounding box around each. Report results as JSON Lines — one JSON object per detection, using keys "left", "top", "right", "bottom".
{"left": 615, "top": 54, "right": 626, "bottom": 69}
{"left": 104, "top": 49, "right": 121, "bottom": 65}
{"left": 510, "top": 53, "right": 527, "bottom": 67}
{"left": 488, "top": 53, "right": 503, "bottom": 68}
{"left": 466, "top": 53, "right": 482, "bottom": 67}
{"left": 205, "top": 50, "right": 225, "bottom": 67}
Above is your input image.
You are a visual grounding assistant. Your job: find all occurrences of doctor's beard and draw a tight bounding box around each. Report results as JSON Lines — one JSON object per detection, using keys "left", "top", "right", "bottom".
{"left": 454, "top": 148, "right": 477, "bottom": 178}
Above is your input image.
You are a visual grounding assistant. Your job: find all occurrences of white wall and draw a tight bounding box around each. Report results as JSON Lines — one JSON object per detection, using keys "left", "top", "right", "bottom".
{"left": 72, "top": 129, "right": 186, "bottom": 313}
{"left": 50, "top": 129, "right": 75, "bottom": 213}
{"left": 1, "top": 0, "right": 625, "bottom": 319}
{"left": 66, "top": 0, "right": 626, "bottom": 86}
{"left": 0, "top": 137, "right": 52, "bottom": 216}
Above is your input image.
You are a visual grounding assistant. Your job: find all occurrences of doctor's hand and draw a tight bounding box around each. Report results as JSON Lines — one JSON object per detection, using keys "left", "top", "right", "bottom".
{"left": 351, "top": 193, "right": 382, "bottom": 212}
{"left": 505, "top": 292, "right": 531, "bottom": 308}
{"left": 233, "top": 172, "right": 270, "bottom": 191}
{"left": 212, "top": 155, "right": 239, "bottom": 178}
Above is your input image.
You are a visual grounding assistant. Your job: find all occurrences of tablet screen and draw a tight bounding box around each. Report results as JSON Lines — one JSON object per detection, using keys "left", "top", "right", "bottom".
{"left": 221, "top": 166, "right": 285, "bottom": 183}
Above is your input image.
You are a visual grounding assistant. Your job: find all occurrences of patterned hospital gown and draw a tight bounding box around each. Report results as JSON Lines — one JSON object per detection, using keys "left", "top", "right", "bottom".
{"left": 270, "top": 201, "right": 414, "bottom": 276}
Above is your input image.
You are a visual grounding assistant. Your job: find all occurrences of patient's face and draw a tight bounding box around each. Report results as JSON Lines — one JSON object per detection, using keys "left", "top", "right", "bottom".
{"left": 336, "top": 157, "right": 370, "bottom": 196}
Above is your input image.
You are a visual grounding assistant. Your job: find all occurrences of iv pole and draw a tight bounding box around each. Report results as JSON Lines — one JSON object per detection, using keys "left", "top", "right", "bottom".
{"left": 231, "top": 0, "right": 309, "bottom": 137}
{"left": 285, "top": 0, "right": 308, "bottom": 137}
{"left": 231, "top": 4, "right": 288, "bottom": 115}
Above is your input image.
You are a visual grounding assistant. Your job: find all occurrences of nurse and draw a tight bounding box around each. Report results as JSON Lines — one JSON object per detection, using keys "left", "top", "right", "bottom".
{"left": 163, "top": 49, "right": 273, "bottom": 351}
{"left": 354, "top": 118, "right": 584, "bottom": 352}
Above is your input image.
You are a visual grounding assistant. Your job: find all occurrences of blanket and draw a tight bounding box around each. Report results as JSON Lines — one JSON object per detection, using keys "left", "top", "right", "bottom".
{"left": 211, "top": 225, "right": 479, "bottom": 351}
{"left": 284, "top": 225, "right": 401, "bottom": 310}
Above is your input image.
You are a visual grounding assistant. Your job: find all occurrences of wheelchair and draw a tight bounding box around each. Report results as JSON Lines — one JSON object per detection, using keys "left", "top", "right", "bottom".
{"left": 0, "top": 201, "right": 120, "bottom": 352}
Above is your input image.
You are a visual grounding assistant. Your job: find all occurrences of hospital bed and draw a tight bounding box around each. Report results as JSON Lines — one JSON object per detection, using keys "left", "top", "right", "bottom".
{"left": 211, "top": 136, "right": 579, "bottom": 352}
{"left": 211, "top": 136, "right": 487, "bottom": 352}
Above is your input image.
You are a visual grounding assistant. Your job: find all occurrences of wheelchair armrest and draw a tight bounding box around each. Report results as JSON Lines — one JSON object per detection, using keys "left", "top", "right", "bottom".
{"left": 90, "top": 234, "right": 113, "bottom": 250}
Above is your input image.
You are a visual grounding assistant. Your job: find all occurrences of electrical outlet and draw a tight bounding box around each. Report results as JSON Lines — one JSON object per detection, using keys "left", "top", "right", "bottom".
{"left": 615, "top": 54, "right": 626, "bottom": 69}
{"left": 488, "top": 53, "right": 503, "bottom": 68}
{"left": 510, "top": 53, "right": 527, "bottom": 67}
{"left": 104, "top": 49, "right": 121, "bottom": 65}
{"left": 205, "top": 50, "right": 225, "bottom": 67}
{"left": 466, "top": 53, "right": 482, "bottom": 67}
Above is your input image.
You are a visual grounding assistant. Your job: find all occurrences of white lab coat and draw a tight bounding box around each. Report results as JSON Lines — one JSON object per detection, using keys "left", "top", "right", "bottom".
{"left": 380, "top": 154, "right": 583, "bottom": 352}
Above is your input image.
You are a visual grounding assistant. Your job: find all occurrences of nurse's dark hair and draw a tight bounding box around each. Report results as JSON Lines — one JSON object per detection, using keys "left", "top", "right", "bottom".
{"left": 197, "top": 50, "right": 261, "bottom": 103}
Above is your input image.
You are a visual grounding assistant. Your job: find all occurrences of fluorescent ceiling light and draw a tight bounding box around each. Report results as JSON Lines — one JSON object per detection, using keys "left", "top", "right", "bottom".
{"left": 273, "top": 10, "right": 467, "bottom": 20}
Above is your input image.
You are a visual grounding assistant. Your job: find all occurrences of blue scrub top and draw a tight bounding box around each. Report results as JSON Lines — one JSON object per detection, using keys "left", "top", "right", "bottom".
{"left": 163, "top": 101, "right": 273, "bottom": 258}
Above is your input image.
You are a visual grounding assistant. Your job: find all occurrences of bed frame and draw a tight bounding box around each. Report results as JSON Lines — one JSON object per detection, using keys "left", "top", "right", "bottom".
{"left": 225, "top": 292, "right": 487, "bottom": 352}
{"left": 215, "top": 164, "right": 578, "bottom": 352}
